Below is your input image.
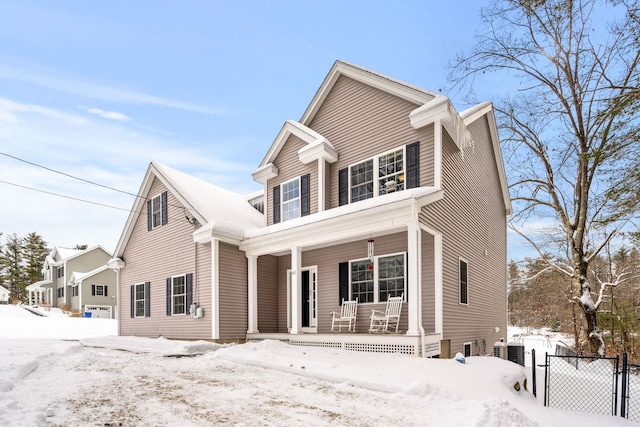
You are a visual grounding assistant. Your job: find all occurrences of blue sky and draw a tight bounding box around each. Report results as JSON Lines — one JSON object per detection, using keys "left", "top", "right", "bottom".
{"left": 0, "top": 0, "right": 532, "bottom": 258}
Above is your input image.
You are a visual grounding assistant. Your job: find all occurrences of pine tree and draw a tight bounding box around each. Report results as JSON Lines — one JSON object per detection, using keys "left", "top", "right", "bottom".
{"left": 22, "top": 232, "right": 49, "bottom": 287}
{"left": 0, "top": 234, "right": 24, "bottom": 302}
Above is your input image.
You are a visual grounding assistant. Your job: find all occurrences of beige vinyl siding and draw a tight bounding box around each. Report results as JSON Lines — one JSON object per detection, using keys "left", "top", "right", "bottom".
{"left": 119, "top": 177, "right": 213, "bottom": 339}
{"left": 274, "top": 232, "right": 414, "bottom": 333}
{"left": 419, "top": 121, "right": 508, "bottom": 355}
{"left": 306, "top": 76, "right": 436, "bottom": 209}
{"left": 257, "top": 255, "right": 278, "bottom": 332}
{"left": 218, "top": 242, "right": 248, "bottom": 340}
{"left": 66, "top": 249, "right": 111, "bottom": 275}
{"left": 266, "top": 135, "right": 318, "bottom": 225}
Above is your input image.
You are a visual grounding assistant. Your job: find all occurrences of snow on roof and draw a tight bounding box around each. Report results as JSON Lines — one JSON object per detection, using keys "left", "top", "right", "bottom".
{"left": 152, "top": 162, "right": 264, "bottom": 238}
{"left": 52, "top": 247, "right": 83, "bottom": 261}
{"left": 69, "top": 265, "right": 110, "bottom": 283}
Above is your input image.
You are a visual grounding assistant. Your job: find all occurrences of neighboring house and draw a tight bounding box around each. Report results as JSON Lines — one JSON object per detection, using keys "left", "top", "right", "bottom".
{"left": 109, "top": 60, "right": 511, "bottom": 357}
{"left": 28, "top": 246, "right": 117, "bottom": 318}
{"left": 0, "top": 285, "right": 9, "bottom": 304}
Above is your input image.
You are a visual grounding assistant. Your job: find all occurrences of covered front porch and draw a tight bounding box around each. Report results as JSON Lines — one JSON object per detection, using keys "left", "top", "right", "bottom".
{"left": 238, "top": 191, "right": 445, "bottom": 357}
{"left": 247, "top": 331, "right": 442, "bottom": 357}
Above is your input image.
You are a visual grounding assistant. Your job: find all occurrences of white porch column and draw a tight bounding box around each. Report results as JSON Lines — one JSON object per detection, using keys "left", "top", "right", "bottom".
{"left": 434, "top": 233, "right": 443, "bottom": 335}
{"left": 247, "top": 255, "right": 259, "bottom": 333}
{"left": 290, "top": 246, "right": 302, "bottom": 334}
{"left": 407, "top": 221, "right": 420, "bottom": 336}
{"left": 317, "top": 160, "right": 325, "bottom": 213}
{"left": 211, "top": 239, "right": 220, "bottom": 340}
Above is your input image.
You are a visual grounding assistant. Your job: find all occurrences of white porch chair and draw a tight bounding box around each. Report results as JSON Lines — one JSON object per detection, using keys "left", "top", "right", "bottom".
{"left": 368, "top": 294, "right": 403, "bottom": 333}
{"left": 330, "top": 298, "right": 358, "bottom": 332}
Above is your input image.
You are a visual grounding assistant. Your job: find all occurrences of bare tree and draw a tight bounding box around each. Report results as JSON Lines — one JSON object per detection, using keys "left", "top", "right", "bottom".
{"left": 451, "top": 0, "right": 640, "bottom": 355}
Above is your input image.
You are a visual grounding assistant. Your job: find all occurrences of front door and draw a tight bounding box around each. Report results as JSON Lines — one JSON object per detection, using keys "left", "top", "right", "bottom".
{"left": 301, "top": 267, "right": 317, "bottom": 329}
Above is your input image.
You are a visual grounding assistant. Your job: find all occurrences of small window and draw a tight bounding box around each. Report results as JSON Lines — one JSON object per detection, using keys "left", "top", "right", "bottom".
{"left": 170, "top": 275, "right": 187, "bottom": 315}
{"left": 134, "top": 283, "right": 146, "bottom": 318}
{"left": 151, "top": 194, "right": 163, "bottom": 228}
{"left": 72, "top": 285, "right": 78, "bottom": 297}
{"left": 281, "top": 178, "right": 301, "bottom": 221}
{"left": 92, "top": 284, "right": 107, "bottom": 297}
{"left": 459, "top": 259, "right": 468, "bottom": 305}
{"left": 350, "top": 259, "right": 374, "bottom": 303}
{"left": 463, "top": 342, "right": 472, "bottom": 357}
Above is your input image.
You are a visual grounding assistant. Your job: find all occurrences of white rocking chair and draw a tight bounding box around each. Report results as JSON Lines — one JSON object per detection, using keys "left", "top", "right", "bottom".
{"left": 369, "top": 294, "right": 403, "bottom": 333}
{"left": 330, "top": 298, "right": 358, "bottom": 332}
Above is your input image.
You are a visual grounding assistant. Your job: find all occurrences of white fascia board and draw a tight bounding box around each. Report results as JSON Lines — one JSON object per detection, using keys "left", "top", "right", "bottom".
{"left": 240, "top": 189, "right": 443, "bottom": 256}
{"left": 298, "top": 140, "right": 338, "bottom": 164}
{"left": 192, "top": 224, "right": 243, "bottom": 246}
{"left": 410, "top": 96, "right": 466, "bottom": 152}
{"left": 252, "top": 163, "right": 279, "bottom": 185}
{"left": 107, "top": 258, "right": 126, "bottom": 270}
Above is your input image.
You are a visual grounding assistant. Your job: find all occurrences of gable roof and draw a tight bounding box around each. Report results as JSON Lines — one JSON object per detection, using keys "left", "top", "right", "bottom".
{"left": 45, "top": 245, "right": 111, "bottom": 267}
{"left": 113, "top": 162, "right": 264, "bottom": 257}
{"left": 459, "top": 102, "right": 512, "bottom": 217}
{"left": 256, "top": 60, "right": 469, "bottom": 172}
{"left": 69, "top": 265, "right": 111, "bottom": 284}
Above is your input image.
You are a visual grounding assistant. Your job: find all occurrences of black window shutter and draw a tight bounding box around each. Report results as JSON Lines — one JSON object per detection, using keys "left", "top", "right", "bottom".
{"left": 147, "top": 200, "right": 152, "bottom": 231}
{"left": 144, "top": 282, "right": 151, "bottom": 317}
{"left": 166, "top": 278, "right": 172, "bottom": 316}
{"left": 104, "top": 286, "right": 108, "bottom": 297}
{"left": 161, "top": 191, "right": 168, "bottom": 225}
{"left": 273, "top": 186, "right": 281, "bottom": 224}
{"left": 186, "top": 273, "right": 193, "bottom": 310}
{"left": 301, "top": 174, "right": 310, "bottom": 217}
{"left": 130, "top": 285, "right": 134, "bottom": 318}
{"left": 406, "top": 141, "right": 420, "bottom": 189}
{"left": 338, "top": 168, "right": 348, "bottom": 206}
{"left": 91, "top": 284, "right": 96, "bottom": 296}
{"left": 338, "top": 262, "right": 349, "bottom": 305}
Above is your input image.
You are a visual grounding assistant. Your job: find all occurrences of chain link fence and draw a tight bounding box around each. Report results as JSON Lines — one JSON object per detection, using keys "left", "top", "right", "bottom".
{"left": 544, "top": 353, "right": 619, "bottom": 416}
{"left": 621, "top": 353, "right": 640, "bottom": 422}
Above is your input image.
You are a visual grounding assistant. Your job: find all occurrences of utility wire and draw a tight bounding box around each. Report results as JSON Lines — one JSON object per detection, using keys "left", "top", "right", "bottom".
{"left": 0, "top": 179, "right": 192, "bottom": 223}
{"left": 0, "top": 151, "right": 139, "bottom": 198}
{"left": 0, "top": 180, "right": 131, "bottom": 212}
{"left": 0, "top": 151, "right": 188, "bottom": 210}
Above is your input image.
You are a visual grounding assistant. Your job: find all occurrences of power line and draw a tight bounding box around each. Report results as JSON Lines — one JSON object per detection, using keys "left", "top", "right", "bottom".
{"left": 0, "top": 180, "right": 131, "bottom": 212}
{"left": 0, "top": 179, "right": 192, "bottom": 223}
{"left": 0, "top": 151, "right": 139, "bottom": 198}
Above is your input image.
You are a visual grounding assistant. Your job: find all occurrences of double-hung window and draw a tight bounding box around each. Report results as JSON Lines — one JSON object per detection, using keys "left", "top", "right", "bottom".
{"left": 134, "top": 283, "right": 146, "bottom": 317}
{"left": 339, "top": 142, "right": 419, "bottom": 207}
{"left": 346, "top": 252, "right": 406, "bottom": 303}
{"left": 281, "top": 178, "right": 301, "bottom": 221}
{"left": 272, "top": 174, "right": 310, "bottom": 224}
{"left": 166, "top": 273, "right": 192, "bottom": 316}
{"left": 147, "top": 191, "right": 168, "bottom": 230}
{"left": 349, "top": 147, "right": 405, "bottom": 203}
{"left": 170, "top": 275, "right": 187, "bottom": 315}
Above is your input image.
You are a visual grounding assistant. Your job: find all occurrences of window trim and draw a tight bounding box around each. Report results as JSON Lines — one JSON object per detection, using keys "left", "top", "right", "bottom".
{"left": 169, "top": 274, "right": 187, "bottom": 316}
{"left": 459, "top": 258, "right": 469, "bottom": 305}
{"left": 348, "top": 251, "right": 407, "bottom": 304}
{"left": 463, "top": 342, "right": 472, "bottom": 358}
{"left": 150, "top": 193, "right": 164, "bottom": 229}
{"left": 133, "top": 282, "right": 146, "bottom": 318}
{"left": 92, "top": 284, "right": 107, "bottom": 297}
{"left": 348, "top": 145, "right": 406, "bottom": 203}
{"left": 280, "top": 177, "right": 301, "bottom": 222}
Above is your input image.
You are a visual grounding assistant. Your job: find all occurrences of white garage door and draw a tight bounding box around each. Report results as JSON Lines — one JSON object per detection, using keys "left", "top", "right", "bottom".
{"left": 85, "top": 306, "right": 112, "bottom": 319}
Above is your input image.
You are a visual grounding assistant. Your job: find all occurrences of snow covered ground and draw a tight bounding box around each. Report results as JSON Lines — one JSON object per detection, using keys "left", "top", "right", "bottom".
{"left": 0, "top": 305, "right": 632, "bottom": 426}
